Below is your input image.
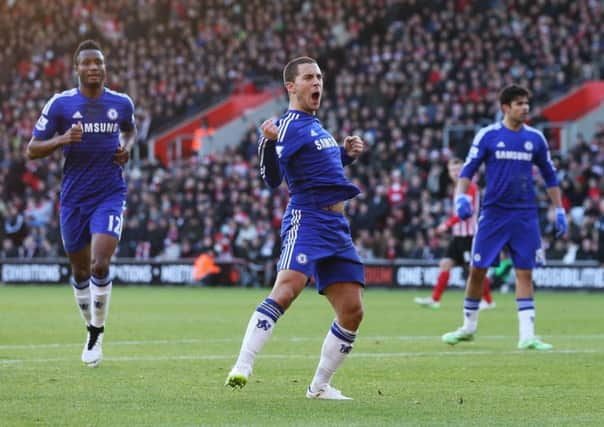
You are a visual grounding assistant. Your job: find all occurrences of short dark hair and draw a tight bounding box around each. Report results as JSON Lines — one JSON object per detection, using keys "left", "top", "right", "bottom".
{"left": 499, "top": 84, "right": 531, "bottom": 106}
{"left": 73, "top": 39, "right": 103, "bottom": 65}
{"left": 283, "top": 57, "right": 318, "bottom": 84}
{"left": 448, "top": 157, "right": 463, "bottom": 166}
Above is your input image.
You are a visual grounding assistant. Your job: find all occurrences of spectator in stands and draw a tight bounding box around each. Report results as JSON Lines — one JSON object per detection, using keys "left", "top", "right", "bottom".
{"left": 1, "top": 239, "right": 19, "bottom": 258}
{"left": 575, "top": 238, "right": 598, "bottom": 261}
{"left": 545, "top": 238, "right": 567, "bottom": 261}
{"left": 4, "top": 204, "right": 28, "bottom": 247}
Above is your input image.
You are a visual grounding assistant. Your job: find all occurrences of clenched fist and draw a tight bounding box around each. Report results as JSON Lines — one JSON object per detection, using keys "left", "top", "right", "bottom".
{"left": 260, "top": 119, "right": 279, "bottom": 141}
{"left": 113, "top": 146, "right": 131, "bottom": 166}
{"left": 344, "top": 135, "right": 364, "bottom": 158}
{"left": 62, "top": 121, "right": 83, "bottom": 145}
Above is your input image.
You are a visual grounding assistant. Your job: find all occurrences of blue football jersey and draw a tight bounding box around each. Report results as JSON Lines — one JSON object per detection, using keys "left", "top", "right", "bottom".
{"left": 460, "top": 122, "right": 558, "bottom": 211}
{"left": 33, "top": 87, "right": 135, "bottom": 207}
{"left": 257, "top": 109, "right": 360, "bottom": 209}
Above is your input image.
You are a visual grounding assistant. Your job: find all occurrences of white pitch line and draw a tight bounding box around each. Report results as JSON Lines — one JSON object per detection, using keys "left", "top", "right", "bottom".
{"left": 2, "top": 334, "right": 604, "bottom": 351}
{"left": 1, "top": 349, "right": 602, "bottom": 366}
{"left": 0, "top": 338, "right": 233, "bottom": 350}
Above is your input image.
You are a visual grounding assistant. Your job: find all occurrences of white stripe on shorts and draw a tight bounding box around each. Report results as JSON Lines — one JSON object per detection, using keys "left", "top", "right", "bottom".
{"left": 280, "top": 209, "right": 301, "bottom": 270}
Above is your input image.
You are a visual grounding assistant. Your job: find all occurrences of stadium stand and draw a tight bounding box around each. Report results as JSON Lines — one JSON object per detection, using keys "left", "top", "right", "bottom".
{"left": 1, "top": 0, "right": 603, "bottom": 273}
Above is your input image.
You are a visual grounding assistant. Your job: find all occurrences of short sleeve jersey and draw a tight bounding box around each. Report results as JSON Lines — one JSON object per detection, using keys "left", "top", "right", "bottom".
{"left": 460, "top": 122, "right": 558, "bottom": 211}
{"left": 33, "top": 87, "right": 135, "bottom": 207}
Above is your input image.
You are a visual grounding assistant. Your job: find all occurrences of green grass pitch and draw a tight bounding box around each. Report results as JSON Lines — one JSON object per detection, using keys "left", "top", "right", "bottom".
{"left": 1, "top": 285, "right": 603, "bottom": 426}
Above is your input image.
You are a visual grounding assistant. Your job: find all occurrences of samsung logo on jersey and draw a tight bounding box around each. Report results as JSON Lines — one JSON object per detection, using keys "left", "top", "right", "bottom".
{"left": 83, "top": 122, "right": 119, "bottom": 133}
{"left": 495, "top": 150, "right": 533, "bottom": 161}
{"left": 314, "top": 137, "right": 339, "bottom": 150}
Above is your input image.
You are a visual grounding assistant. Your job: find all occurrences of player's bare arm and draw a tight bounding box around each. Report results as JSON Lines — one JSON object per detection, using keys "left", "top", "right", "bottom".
{"left": 113, "top": 128, "right": 137, "bottom": 166}
{"left": 343, "top": 135, "right": 364, "bottom": 158}
{"left": 260, "top": 119, "right": 278, "bottom": 140}
{"left": 546, "top": 186, "right": 563, "bottom": 209}
{"left": 455, "top": 177, "right": 471, "bottom": 195}
{"left": 26, "top": 122, "right": 83, "bottom": 160}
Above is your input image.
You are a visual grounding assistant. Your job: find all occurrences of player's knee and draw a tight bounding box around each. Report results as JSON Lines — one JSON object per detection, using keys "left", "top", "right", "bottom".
{"left": 468, "top": 268, "right": 487, "bottom": 286}
{"left": 270, "top": 289, "right": 296, "bottom": 311}
{"left": 269, "top": 274, "right": 307, "bottom": 310}
{"left": 353, "top": 303, "right": 364, "bottom": 325}
{"left": 91, "top": 258, "right": 110, "bottom": 278}
{"left": 342, "top": 303, "right": 363, "bottom": 330}
{"left": 72, "top": 267, "right": 90, "bottom": 282}
{"left": 352, "top": 307, "right": 364, "bottom": 329}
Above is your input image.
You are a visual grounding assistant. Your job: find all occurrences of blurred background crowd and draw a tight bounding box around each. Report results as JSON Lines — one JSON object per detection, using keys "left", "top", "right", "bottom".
{"left": 1, "top": 0, "right": 603, "bottom": 271}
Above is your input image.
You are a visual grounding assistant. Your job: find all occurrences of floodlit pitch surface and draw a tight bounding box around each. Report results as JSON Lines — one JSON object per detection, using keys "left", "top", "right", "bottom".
{"left": 1, "top": 285, "right": 603, "bottom": 426}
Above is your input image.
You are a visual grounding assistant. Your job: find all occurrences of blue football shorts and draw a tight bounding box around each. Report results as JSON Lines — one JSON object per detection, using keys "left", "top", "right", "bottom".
{"left": 277, "top": 206, "right": 365, "bottom": 294}
{"left": 471, "top": 207, "right": 544, "bottom": 270}
{"left": 60, "top": 197, "right": 126, "bottom": 254}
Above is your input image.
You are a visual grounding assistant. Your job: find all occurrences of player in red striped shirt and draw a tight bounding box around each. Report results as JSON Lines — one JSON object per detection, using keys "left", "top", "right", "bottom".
{"left": 414, "top": 158, "right": 494, "bottom": 309}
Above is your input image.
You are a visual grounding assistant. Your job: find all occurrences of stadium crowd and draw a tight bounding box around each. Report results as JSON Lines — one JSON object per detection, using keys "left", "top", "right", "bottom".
{"left": 1, "top": 0, "right": 603, "bottom": 272}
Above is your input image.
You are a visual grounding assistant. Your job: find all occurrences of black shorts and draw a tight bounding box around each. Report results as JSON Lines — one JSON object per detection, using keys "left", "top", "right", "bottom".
{"left": 445, "top": 236, "right": 473, "bottom": 266}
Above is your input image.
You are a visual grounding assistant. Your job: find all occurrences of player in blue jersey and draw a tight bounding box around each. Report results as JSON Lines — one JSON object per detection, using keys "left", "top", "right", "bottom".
{"left": 441, "top": 84, "right": 567, "bottom": 350}
{"left": 226, "top": 57, "right": 365, "bottom": 400}
{"left": 26, "top": 40, "right": 137, "bottom": 367}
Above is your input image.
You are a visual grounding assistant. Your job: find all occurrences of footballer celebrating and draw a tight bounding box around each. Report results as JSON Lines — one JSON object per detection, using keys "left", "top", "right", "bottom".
{"left": 27, "top": 40, "right": 137, "bottom": 367}
{"left": 226, "top": 57, "right": 365, "bottom": 400}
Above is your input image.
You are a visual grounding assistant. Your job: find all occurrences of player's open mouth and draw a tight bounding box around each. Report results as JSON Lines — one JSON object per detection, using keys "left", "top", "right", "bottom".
{"left": 311, "top": 91, "right": 320, "bottom": 101}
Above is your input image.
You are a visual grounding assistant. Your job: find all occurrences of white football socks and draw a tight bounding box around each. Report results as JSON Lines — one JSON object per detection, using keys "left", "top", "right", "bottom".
{"left": 462, "top": 298, "right": 480, "bottom": 333}
{"left": 71, "top": 276, "right": 91, "bottom": 325}
{"left": 517, "top": 298, "right": 535, "bottom": 341}
{"left": 234, "top": 298, "right": 284, "bottom": 369}
{"left": 90, "top": 274, "right": 112, "bottom": 328}
{"left": 309, "top": 320, "right": 357, "bottom": 392}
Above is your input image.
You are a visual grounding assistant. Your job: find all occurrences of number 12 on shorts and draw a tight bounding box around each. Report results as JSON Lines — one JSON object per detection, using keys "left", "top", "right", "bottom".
{"left": 108, "top": 214, "right": 123, "bottom": 237}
